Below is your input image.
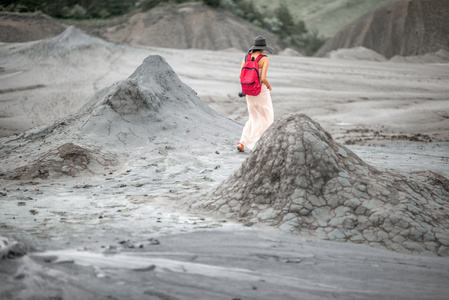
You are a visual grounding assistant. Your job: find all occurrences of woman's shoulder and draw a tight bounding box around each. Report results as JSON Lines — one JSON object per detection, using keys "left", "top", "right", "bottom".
{"left": 259, "top": 55, "right": 269, "bottom": 64}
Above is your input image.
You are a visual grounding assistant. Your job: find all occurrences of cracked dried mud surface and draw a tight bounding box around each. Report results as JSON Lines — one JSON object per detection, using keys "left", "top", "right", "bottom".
{"left": 200, "top": 114, "right": 449, "bottom": 256}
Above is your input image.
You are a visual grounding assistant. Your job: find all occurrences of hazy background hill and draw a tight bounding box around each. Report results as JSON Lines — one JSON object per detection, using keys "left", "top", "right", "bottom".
{"left": 255, "top": 0, "right": 397, "bottom": 38}
{"left": 316, "top": 0, "right": 449, "bottom": 58}
{"left": 0, "top": 0, "right": 398, "bottom": 54}
{"left": 1, "top": 0, "right": 448, "bottom": 58}
{"left": 98, "top": 2, "right": 285, "bottom": 53}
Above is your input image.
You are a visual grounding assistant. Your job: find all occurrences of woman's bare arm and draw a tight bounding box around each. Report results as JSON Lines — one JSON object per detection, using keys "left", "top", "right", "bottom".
{"left": 260, "top": 57, "right": 272, "bottom": 91}
{"left": 239, "top": 58, "right": 245, "bottom": 78}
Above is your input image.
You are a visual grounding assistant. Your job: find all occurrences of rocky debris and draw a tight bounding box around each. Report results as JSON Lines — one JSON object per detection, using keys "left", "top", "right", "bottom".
{"left": 197, "top": 113, "right": 449, "bottom": 256}
{"left": 98, "top": 2, "right": 284, "bottom": 53}
{"left": 316, "top": 0, "right": 449, "bottom": 59}
{"left": 0, "top": 236, "right": 28, "bottom": 259}
{"left": 0, "top": 12, "right": 66, "bottom": 43}
{"left": 340, "top": 128, "right": 436, "bottom": 146}
{"left": 3, "top": 143, "right": 118, "bottom": 180}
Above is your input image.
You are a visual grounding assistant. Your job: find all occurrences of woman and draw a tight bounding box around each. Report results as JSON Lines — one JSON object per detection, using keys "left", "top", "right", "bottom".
{"left": 237, "top": 35, "right": 274, "bottom": 152}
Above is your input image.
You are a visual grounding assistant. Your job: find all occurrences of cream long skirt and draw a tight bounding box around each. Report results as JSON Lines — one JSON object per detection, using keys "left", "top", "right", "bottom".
{"left": 239, "top": 83, "right": 274, "bottom": 150}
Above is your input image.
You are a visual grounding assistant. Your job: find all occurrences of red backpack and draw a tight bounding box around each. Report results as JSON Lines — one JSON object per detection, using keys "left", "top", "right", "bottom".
{"left": 240, "top": 53, "right": 265, "bottom": 96}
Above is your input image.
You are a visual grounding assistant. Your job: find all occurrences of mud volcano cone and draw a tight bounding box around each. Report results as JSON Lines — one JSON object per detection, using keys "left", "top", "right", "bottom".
{"left": 201, "top": 113, "right": 449, "bottom": 256}
{"left": 1, "top": 55, "right": 241, "bottom": 179}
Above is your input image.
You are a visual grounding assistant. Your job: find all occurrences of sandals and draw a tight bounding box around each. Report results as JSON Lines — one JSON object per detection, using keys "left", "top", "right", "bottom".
{"left": 237, "top": 142, "right": 244, "bottom": 152}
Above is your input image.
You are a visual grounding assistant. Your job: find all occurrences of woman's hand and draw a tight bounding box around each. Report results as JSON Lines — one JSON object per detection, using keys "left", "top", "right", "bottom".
{"left": 262, "top": 79, "right": 272, "bottom": 91}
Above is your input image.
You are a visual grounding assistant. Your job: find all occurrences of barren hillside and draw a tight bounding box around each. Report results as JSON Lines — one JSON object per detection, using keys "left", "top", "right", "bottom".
{"left": 0, "top": 12, "right": 66, "bottom": 42}
{"left": 257, "top": 0, "right": 397, "bottom": 38}
{"left": 316, "top": 0, "right": 449, "bottom": 58}
{"left": 98, "top": 2, "right": 285, "bottom": 52}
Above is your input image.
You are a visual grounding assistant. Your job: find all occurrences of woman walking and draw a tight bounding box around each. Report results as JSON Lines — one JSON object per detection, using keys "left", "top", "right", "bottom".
{"left": 237, "top": 35, "right": 274, "bottom": 152}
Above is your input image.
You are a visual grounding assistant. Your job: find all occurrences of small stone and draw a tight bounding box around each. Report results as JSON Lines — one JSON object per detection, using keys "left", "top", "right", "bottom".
{"left": 328, "top": 229, "right": 346, "bottom": 240}
{"left": 338, "top": 148, "right": 347, "bottom": 158}
{"left": 392, "top": 235, "right": 406, "bottom": 243}
{"left": 327, "top": 195, "right": 341, "bottom": 208}
{"left": 148, "top": 238, "right": 160, "bottom": 245}
{"left": 376, "top": 230, "right": 389, "bottom": 240}
{"left": 218, "top": 205, "right": 231, "bottom": 214}
{"left": 228, "top": 200, "right": 239, "bottom": 208}
{"left": 437, "top": 246, "right": 449, "bottom": 256}
{"left": 257, "top": 208, "right": 275, "bottom": 220}
{"left": 403, "top": 241, "right": 426, "bottom": 252}
{"left": 338, "top": 177, "right": 351, "bottom": 187}
{"left": 61, "top": 165, "right": 71, "bottom": 174}
{"left": 363, "top": 230, "right": 378, "bottom": 242}
{"left": 389, "top": 214, "right": 401, "bottom": 224}
{"left": 409, "top": 227, "right": 424, "bottom": 241}
{"left": 381, "top": 189, "right": 390, "bottom": 196}
{"left": 435, "top": 233, "right": 449, "bottom": 246}
{"left": 355, "top": 206, "right": 366, "bottom": 215}
{"left": 397, "top": 220, "right": 410, "bottom": 229}
{"left": 298, "top": 208, "right": 311, "bottom": 216}
{"left": 349, "top": 235, "right": 364, "bottom": 244}
{"left": 314, "top": 228, "right": 329, "bottom": 239}
{"left": 357, "top": 185, "right": 366, "bottom": 192}
{"left": 308, "top": 195, "right": 325, "bottom": 207}
{"left": 328, "top": 218, "right": 339, "bottom": 227}
{"left": 342, "top": 216, "right": 358, "bottom": 229}
{"left": 424, "top": 242, "right": 438, "bottom": 253}
{"left": 345, "top": 198, "right": 361, "bottom": 209}
{"left": 423, "top": 232, "right": 435, "bottom": 242}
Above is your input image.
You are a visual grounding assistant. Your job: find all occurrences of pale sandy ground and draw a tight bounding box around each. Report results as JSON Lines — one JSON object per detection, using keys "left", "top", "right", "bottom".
{"left": 1, "top": 29, "right": 449, "bottom": 299}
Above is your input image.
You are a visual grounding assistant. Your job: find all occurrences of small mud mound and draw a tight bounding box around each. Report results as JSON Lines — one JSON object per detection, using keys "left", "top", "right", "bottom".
{"left": 28, "top": 25, "right": 113, "bottom": 57}
{"left": 198, "top": 113, "right": 449, "bottom": 256}
{"left": 316, "top": 0, "right": 449, "bottom": 59}
{"left": 3, "top": 143, "right": 118, "bottom": 180}
{"left": 0, "top": 12, "right": 66, "bottom": 42}
{"left": 328, "top": 46, "right": 387, "bottom": 61}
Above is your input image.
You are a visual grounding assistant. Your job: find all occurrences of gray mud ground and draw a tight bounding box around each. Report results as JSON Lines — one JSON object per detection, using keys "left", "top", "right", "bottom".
{"left": 1, "top": 28, "right": 449, "bottom": 299}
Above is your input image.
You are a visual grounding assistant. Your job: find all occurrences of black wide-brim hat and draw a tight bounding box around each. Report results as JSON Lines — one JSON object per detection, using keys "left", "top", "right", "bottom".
{"left": 248, "top": 35, "right": 274, "bottom": 53}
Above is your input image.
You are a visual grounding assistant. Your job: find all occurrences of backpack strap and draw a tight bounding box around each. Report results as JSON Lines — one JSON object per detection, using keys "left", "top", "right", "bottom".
{"left": 256, "top": 54, "right": 266, "bottom": 62}
{"left": 245, "top": 54, "right": 266, "bottom": 62}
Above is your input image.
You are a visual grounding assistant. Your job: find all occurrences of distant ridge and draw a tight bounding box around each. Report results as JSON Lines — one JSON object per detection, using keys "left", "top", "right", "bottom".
{"left": 0, "top": 12, "right": 66, "bottom": 42}
{"left": 316, "top": 0, "right": 449, "bottom": 58}
{"left": 257, "top": 0, "right": 397, "bottom": 39}
{"left": 99, "top": 2, "right": 285, "bottom": 53}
